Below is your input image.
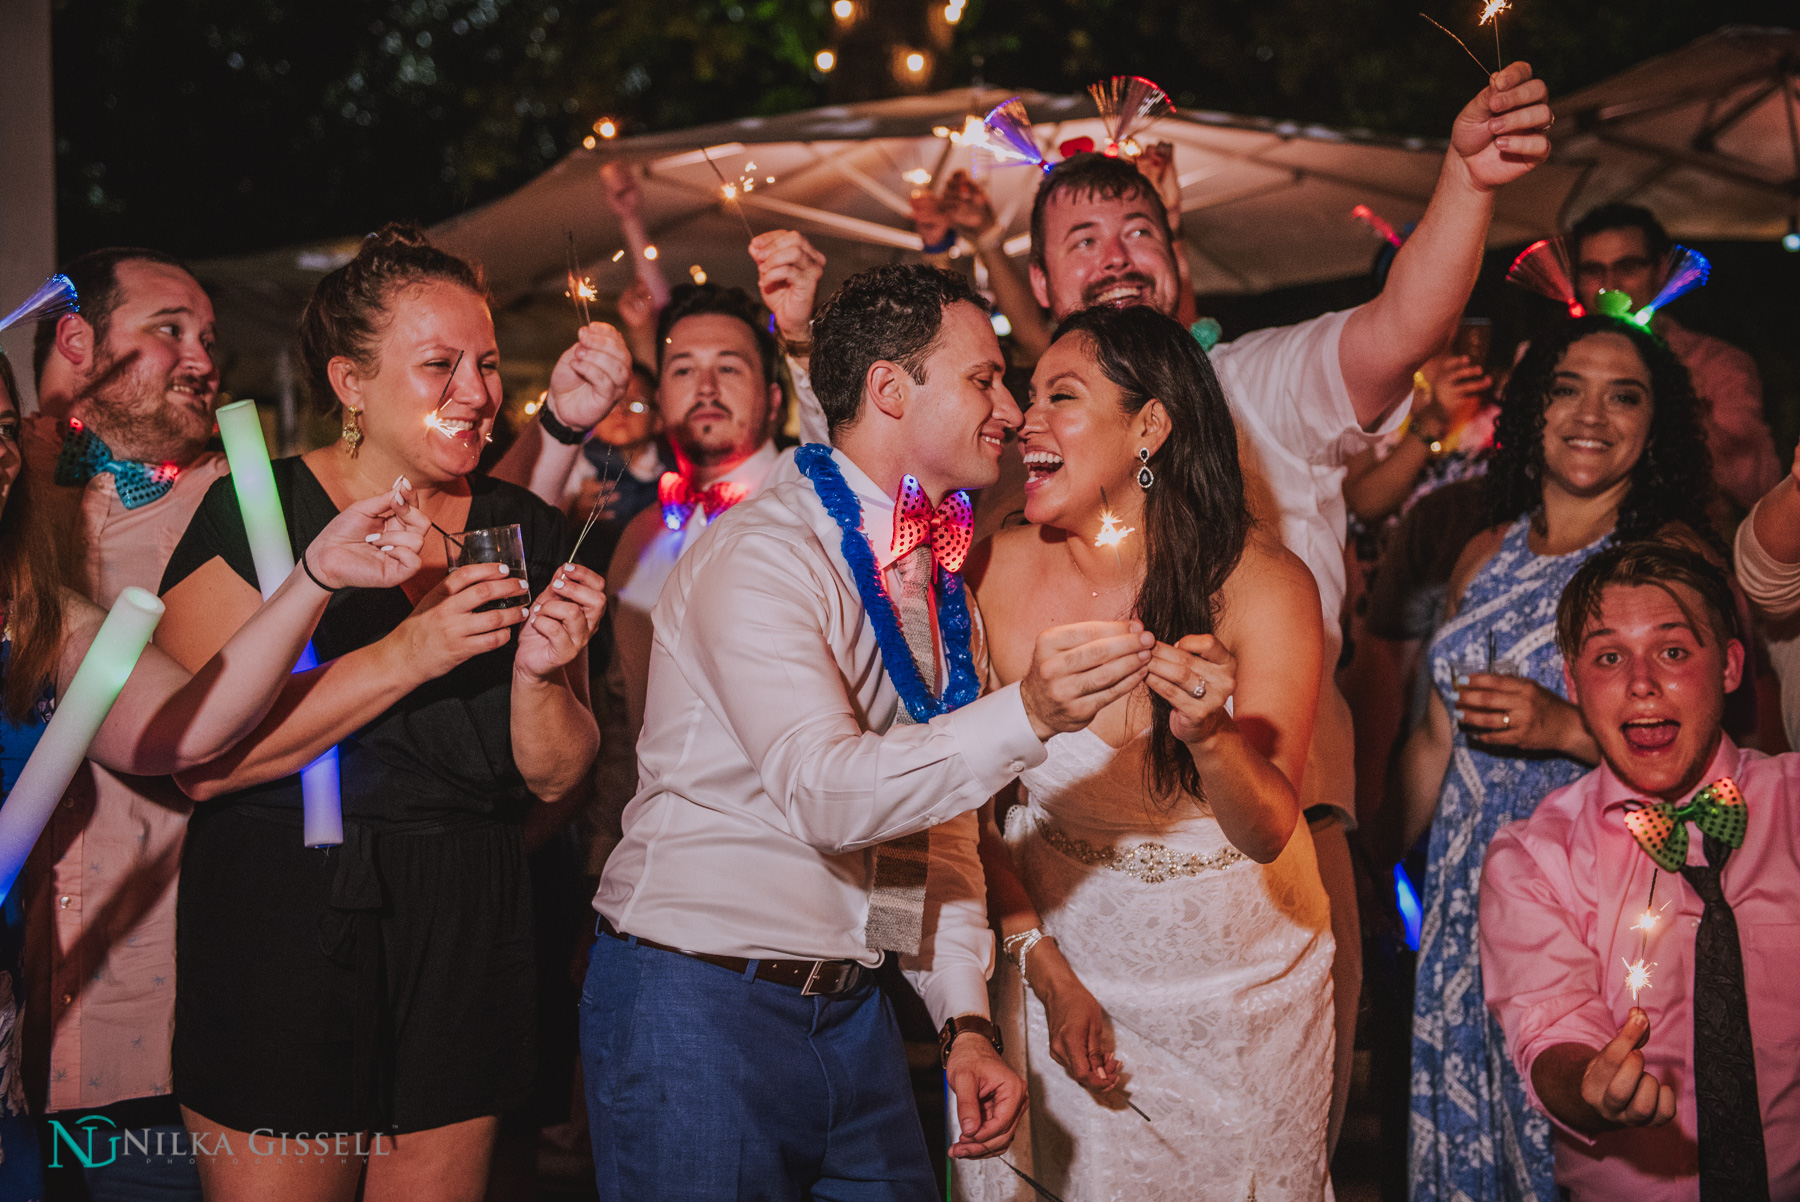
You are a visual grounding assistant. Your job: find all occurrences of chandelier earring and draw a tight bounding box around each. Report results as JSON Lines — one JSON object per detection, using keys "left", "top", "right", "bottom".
{"left": 1136, "top": 447, "right": 1155, "bottom": 490}
{"left": 341, "top": 407, "right": 364, "bottom": 457}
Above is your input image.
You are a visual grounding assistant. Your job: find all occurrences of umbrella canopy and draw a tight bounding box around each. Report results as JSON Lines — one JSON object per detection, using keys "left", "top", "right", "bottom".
{"left": 426, "top": 84, "right": 1579, "bottom": 306}
{"left": 1549, "top": 25, "right": 1800, "bottom": 239}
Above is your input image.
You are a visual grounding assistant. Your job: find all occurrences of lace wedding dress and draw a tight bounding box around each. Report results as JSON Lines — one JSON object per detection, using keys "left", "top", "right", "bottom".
{"left": 955, "top": 728, "right": 1336, "bottom": 1201}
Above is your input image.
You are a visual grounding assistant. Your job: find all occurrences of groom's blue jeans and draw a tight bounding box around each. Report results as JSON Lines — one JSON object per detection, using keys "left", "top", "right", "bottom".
{"left": 579, "top": 926, "right": 938, "bottom": 1202}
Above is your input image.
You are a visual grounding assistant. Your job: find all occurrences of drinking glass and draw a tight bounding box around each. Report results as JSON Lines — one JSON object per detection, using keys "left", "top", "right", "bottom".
{"left": 451, "top": 523, "right": 528, "bottom": 611}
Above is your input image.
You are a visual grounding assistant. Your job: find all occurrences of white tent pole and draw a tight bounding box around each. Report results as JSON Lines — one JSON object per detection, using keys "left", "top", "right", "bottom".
{"left": 0, "top": 0, "right": 56, "bottom": 414}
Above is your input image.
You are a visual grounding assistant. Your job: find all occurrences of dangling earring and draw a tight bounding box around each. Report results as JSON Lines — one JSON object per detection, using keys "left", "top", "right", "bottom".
{"left": 1136, "top": 446, "right": 1155, "bottom": 490}
{"left": 341, "top": 407, "right": 364, "bottom": 457}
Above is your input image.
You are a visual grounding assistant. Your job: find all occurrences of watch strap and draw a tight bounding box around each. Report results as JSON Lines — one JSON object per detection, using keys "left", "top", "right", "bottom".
{"left": 539, "top": 403, "right": 591, "bottom": 446}
{"left": 939, "top": 1014, "right": 1003, "bottom": 1065}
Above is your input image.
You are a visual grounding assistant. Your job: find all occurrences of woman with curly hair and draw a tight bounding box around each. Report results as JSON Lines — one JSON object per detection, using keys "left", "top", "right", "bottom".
{"left": 1397, "top": 315, "right": 1718, "bottom": 1202}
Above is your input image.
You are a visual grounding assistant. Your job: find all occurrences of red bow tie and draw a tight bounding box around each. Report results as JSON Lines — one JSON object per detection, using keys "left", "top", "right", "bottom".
{"left": 891, "top": 475, "right": 973, "bottom": 573}
{"left": 659, "top": 472, "right": 749, "bottom": 531}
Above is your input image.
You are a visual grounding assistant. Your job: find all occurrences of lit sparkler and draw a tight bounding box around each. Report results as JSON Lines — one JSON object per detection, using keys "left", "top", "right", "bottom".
{"left": 700, "top": 145, "right": 758, "bottom": 241}
{"left": 1623, "top": 957, "right": 1654, "bottom": 1003}
{"left": 424, "top": 349, "right": 466, "bottom": 441}
{"left": 565, "top": 232, "right": 595, "bottom": 331}
{"left": 1478, "top": 0, "right": 1509, "bottom": 69}
{"left": 1094, "top": 486, "right": 1136, "bottom": 570}
{"left": 1623, "top": 868, "right": 1663, "bottom": 1003}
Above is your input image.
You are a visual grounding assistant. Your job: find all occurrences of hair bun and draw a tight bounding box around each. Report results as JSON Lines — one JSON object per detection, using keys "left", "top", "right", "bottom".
{"left": 360, "top": 222, "right": 433, "bottom": 257}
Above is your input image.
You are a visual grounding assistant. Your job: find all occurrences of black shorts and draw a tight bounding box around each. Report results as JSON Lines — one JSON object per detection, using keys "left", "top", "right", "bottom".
{"left": 174, "top": 803, "right": 535, "bottom": 1135}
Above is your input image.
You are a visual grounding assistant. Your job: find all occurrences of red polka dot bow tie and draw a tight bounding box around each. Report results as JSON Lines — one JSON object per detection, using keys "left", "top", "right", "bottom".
{"left": 1624, "top": 777, "right": 1748, "bottom": 874}
{"left": 658, "top": 472, "right": 749, "bottom": 532}
{"left": 890, "top": 474, "right": 973, "bottom": 574}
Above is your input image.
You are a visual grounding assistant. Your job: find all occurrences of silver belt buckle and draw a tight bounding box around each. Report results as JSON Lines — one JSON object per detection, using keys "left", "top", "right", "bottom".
{"left": 801, "top": 960, "right": 850, "bottom": 996}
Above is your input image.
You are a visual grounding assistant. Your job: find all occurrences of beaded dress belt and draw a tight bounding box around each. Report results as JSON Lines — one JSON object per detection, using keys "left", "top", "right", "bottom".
{"left": 1037, "top": 819, "right": 1248, "bottom": 883}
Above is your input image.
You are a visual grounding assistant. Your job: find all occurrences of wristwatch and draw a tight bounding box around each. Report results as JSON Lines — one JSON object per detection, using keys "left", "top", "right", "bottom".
{"left": 776, "top": 326, "right": 814, "bottom": 360}
{"left": 939, "top": 1014, "right": 1003, "bottom": 1065}
{"left": 538, "top": 402, "right": 591, "bottom": 446}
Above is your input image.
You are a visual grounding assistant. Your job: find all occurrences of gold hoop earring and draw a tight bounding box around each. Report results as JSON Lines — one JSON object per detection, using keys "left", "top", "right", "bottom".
{"left": 342, "top": 407, "right": 364, "bottom": 457}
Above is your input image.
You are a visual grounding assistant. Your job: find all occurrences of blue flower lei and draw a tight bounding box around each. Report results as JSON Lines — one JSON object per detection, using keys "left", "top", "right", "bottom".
{"left": 795, "top": 444, "right": 979, "bottom": 722}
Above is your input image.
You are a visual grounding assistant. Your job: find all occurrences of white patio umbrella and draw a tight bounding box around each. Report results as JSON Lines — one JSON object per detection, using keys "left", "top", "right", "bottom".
{"left": 1549, "top": 25, "right": 1800, "bottom": 241}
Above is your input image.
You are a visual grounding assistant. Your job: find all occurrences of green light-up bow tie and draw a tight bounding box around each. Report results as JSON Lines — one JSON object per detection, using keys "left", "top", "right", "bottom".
{"left": 1623, "top": 777, "right": 1747, "bottom": 873}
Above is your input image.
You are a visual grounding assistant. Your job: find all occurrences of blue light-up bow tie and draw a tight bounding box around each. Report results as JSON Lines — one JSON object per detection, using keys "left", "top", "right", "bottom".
{"left": 54, "top": 421, "right": 180, "bottom": 510}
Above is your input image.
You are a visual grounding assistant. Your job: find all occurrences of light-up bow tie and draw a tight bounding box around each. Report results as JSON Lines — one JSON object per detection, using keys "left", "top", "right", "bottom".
{"left": 1623, "top": 777, "right": 1747, "bottom": 873}
{"left": 890, "top": 475, "right": 973, "bottom": 574}
{"left": 54, "top": 420, "right": 180, "bottom": 510}
{"left": 658, "top": 471, "right": 748, "bottom": 531}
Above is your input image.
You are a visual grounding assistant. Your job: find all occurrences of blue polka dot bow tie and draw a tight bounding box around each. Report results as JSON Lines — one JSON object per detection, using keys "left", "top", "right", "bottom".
{"left": 53, "top": 420, "right": 180, "bottom": 510}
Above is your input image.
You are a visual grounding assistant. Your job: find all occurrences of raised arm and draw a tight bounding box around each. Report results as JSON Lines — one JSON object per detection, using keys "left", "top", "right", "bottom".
{"left": 943, "top": 172, "right": 1051, "bottom": 363}
{"left": 750, "top": 229, "right": 830, "bottom": 444}
{"left": 82, "top": 492, "right": 426, "bottom": 776}
{"left": 602, "top": 162, "right": 672, "bottom": 310}
{"left": 1340, "top": 64, "right": 1551, "bottom": 426}
{"left": 490, "top": 321, "right": 632, "bottom": 504}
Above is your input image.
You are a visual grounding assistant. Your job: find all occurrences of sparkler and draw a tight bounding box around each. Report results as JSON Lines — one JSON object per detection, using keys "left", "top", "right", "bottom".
{"left": 1478, "top": 0, "right": 1509, "bottom": 70}
{"left": 1623, "top": 957, "right": 1655, "bottom": 1003}
{"left": 565, "top": 232, "right": 596, "bottom": 332}
{"left": 1003, "top": 1161, "right": 1070, "bottom": 1202}
{"left": 423, "top": 350, "right": 467, "bottom": 442}
{"left": 1093, "top": 486, "right": 1136, "bottom": 571}
{"left": 1419, "top": 13, "right": 1491, "bottom": 80}
{"left": 1624, "top": 868, "right": 1663, "bottom": 1003}
{"left": 700, "top": 144, "right": 758, "bottom": 241}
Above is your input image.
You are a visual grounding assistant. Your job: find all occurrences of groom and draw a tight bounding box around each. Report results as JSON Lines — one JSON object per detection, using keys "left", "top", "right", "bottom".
{"left": 582, "top": 264, "right": 1153, "bottom": 1199}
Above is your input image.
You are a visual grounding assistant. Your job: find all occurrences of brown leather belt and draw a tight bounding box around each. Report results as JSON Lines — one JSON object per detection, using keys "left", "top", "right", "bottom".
{"left": 597, "top": 916, "right": 870, "bottom": 997}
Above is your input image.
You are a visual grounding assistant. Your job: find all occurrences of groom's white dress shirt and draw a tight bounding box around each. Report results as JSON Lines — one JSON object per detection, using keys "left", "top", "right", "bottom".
{"left": 594, "top": 447, "right": 1044, "bottom": 1024}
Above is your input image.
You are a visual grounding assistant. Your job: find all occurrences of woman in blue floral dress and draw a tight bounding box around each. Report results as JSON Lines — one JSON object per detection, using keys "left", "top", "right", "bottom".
{"left": 1397, "top": 316, "right": 1722, "bottom": 1202}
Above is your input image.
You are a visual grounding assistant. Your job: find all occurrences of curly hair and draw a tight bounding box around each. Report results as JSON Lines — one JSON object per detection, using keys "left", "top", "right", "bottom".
{"left": 1484, "top": 315, "right": 1718, "bottom": 550}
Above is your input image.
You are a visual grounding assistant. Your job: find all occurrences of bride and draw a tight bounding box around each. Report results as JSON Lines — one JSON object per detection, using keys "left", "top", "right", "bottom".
{"left": 957, "top": 305, "right": 1335, "bottom": 1200}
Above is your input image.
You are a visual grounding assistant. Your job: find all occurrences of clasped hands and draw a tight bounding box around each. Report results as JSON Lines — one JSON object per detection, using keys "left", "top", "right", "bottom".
{"left": 1019, "top": 621, "right": 1235, "bottom": 744}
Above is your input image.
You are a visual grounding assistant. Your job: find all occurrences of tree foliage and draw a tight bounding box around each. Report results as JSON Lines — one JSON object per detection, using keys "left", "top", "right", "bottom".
{"left": 52, "top": 0, "right": 1792, "bottom": 257}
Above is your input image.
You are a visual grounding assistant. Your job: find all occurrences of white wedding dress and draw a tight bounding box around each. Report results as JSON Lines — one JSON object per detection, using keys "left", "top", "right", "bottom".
{"left": 955, "top": 728, "right": 1336, "bottom": 1202}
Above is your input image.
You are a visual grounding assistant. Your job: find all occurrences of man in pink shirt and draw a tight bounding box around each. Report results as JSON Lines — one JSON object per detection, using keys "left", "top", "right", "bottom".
{"left": 21, "top": 248, "right": 226, "bottom": 1199}
{"left": 1571, "top": 203, "right": 1780, "bottom": 511}
{"left": 1480, "top": 541, "right": 1800, "bottom": 1200}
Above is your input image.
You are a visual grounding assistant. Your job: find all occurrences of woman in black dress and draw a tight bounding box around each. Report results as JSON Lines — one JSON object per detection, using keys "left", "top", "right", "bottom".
{"left": 156, "top": 225, "right": 612, "bottom": 1201}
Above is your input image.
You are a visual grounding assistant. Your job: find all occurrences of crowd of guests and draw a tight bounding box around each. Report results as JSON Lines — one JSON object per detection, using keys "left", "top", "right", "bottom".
{"left": 0, "top": 51, "right": 1796, "bottom": 1202}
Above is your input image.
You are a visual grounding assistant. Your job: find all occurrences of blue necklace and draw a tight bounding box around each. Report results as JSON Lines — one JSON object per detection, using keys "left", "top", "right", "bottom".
{"left": 795, "top": 445, "right": 979, "bottom": 722}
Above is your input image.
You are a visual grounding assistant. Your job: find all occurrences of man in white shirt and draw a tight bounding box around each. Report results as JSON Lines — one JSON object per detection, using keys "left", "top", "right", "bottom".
{"left": 581, "top": 263, "right": 1157, "bottom": 1200}
{"left": 1007, "top": 63, "right": 1556, "bottom": 1151}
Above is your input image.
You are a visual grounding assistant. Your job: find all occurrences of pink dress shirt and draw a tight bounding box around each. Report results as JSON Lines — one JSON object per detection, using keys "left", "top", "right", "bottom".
{"left": 1658, "top": 317, "right": 1780, "bottom": 511}
{"left": 17, "top": 415, "right": 229, "bottom": 1113}
{"left": 1479, "top": 736, "right": 1800, "bottom": 1200}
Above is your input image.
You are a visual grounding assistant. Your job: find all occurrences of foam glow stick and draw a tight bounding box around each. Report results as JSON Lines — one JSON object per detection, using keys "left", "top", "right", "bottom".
{"left": 215, "top": 400, "right": 343, "bottom": 848}
{"left": 0, "top": 587, "right": 162, "bottom": 902}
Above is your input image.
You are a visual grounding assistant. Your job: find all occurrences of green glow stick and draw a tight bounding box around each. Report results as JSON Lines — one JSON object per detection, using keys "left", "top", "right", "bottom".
{"left": 0, "top": 588, "right": 163, "bottom": 901}
{"left": 215, "top": 400, "right": 343, "bottom": 848}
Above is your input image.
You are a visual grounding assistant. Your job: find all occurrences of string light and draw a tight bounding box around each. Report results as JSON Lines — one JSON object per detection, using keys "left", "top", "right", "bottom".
{"left": 595, "top": 117, "right": 618, "bottom": 139}
{"left": 905, "top": 51, "right": 926, "bottom": 73}
{"left": 643, "top": 245, "right": 658, "bottom": 260}
{"left": 815, "top": 49, "right": 836, "bottom": 72}
{"left": 832, "top": 0, "right": 854, "bottom": 17}
{"left": 689, "top": 265, "right": 707, "bottom": 284}
{"left": 582, "top": 135, "right": 597, "bottom": 150}
{"left": 902, "top": 168, "right": 932, "bottom": 186}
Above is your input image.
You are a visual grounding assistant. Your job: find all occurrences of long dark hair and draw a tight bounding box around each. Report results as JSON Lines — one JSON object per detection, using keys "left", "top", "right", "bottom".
{"left": 1486, "top": 315, "right": 1719, "bottom": 550}
{"left": 1050, "top": 306, "right": 1249, "bottom": 804}
{"left": 0, "top": 352, "right": 67, "bottom": 723}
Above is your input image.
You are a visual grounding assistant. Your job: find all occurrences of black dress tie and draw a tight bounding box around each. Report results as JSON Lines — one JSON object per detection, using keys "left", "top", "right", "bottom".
{"left": 1680, "top": 834, "right": 1770, "bottom": 1201}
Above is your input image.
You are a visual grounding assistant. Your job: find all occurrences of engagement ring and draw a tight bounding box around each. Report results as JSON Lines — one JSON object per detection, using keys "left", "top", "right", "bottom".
{"left": 1192, "top": 680, "right": 1206, "bottom": 699}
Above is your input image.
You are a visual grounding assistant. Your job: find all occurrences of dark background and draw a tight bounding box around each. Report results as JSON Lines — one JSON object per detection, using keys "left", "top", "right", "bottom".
{"left": 50, "top": 1, "right": 1800, "bottom": 456}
